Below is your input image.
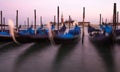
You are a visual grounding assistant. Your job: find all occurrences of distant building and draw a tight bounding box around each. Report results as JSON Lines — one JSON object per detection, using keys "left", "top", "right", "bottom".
{"left": 50, "top": 20, "right": 90, "bottom": 27}
{"left": 107, "top": 22, "right": 120, "bottom": 26}
{"left": 78, "top": 22, "right": 90, "bottom": 26}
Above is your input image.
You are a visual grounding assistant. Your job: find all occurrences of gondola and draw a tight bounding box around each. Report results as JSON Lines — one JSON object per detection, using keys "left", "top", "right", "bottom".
{"left": 114, "top": 28, "right": 120, "bottom": 43}
{"left": 0, "top": 31, "right": 13, "bottom": 42}
{"left": 0, "top": 24, "right": 81, "bottom": 43}
{"left": 88, "top": 24, "right": 113, "bottom": 45}
{"left": 54, "top": 25, "right": 81, "bottom": 44}
{"left": 0, "top": 27, "right": 50, "bottom": 43}
{"left": 17, "top": 26, "right": 50, "bottom": 43}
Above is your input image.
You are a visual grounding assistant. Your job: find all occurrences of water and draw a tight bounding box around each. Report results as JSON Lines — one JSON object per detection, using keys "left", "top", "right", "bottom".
{"left": 0, "top": 28, "right": 120, "bottom": 72}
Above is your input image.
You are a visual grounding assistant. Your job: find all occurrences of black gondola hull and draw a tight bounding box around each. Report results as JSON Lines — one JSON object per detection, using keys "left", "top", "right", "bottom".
{"left": 0, "top": 35, "right": 50, "bottom": 43}
{"left": 54, "top": 35, "right": 80, "bottom": 44}
{"left": 89, "top": 35, "right": 113, "bottom": 45}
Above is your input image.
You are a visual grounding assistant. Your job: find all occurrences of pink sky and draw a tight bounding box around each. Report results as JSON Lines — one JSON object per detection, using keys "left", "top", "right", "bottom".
{"left": 0, "top": 0, "right": 120, "bottom": 25}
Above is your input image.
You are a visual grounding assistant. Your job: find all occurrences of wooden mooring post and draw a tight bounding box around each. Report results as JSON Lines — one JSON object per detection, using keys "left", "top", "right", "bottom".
{"left": 3, "top": 17, "right": 5, "bottom": 31}
{"left": 40, "top": 16, "right": 43, "bottom": 28}
{"left": 112, "top": 3, "right": 117, "bottom": 42}
{"left": 82, "top": 7, "right": 85, "bottom": 44}
{"left": 117, "top": 11, "right": 119, "bottom": 29}
{"left": 99, "top": 14, "right": 102, "bottom": 25}
{"left": 34, "top": 9, "right": 37, "bottom": 35}
{"left": 57, "top": 6, "right": 59, "bottom": 30}
{"left": 69, "top": 15, "right": 71, "bottom": 30}
{"left": 54, "top": 16, "right": 56, "bottom": 26}
{"left": 1, "top": 11, "right": 3, "bottom": 31}
{"left": 27, "top": 17, "right": 29, "bottom": 28}
{"left": 113, "top": 3, "right": 117, "bottom": 32}
{"left": 16, "top": 10, "right": 18, "bottom": 32}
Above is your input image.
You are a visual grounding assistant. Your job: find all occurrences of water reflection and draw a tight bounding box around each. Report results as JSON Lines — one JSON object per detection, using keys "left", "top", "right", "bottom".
{"left": 52, "top": 42, "right": 78, "bottom": 72}
{"left": 0, "top": 27, "right": 118, "bottom": 72}
{"left": 93, "top": 43, "right": 115, "bottom": 72}
{"left": 0, "top": 42, "right": 21, "bottom": 54}
{"left": 14, "top": 42, "right": 50, "bottom": 72}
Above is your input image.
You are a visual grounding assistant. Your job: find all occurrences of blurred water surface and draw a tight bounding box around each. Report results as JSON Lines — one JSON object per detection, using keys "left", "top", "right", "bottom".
{"left": 0, "top": 28, "right": 119, "bottom": 72}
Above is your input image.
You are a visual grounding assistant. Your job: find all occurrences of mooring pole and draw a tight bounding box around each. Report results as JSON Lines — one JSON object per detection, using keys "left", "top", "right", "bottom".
{"left": 112, "top": 3, "right": 117, "bottom": 41}
{"left": 61, "top": 13, "right": 64, "bottom": 25}
{"left": 69, "top": 15, "right": 71, "bottom": 30}
{"left": 16, "top": 10, "right": 18, "bottom": 32}
{"left": 117, "top": 11, "right": 119, "bottom": 29}
{"left": 40, "top": 16, "right": 42, "bottom": 28}
{"left": 34, "top": 9, "right": 37, "bottom": 35}
{"left": 54, "top": 16, "right": 56, "bottom": 26}
{"left": 3, "top": 17, "right": 5, "bottom": 31}
{"left": 82, "top": 7, "right": 85, "bottom": 44}
{"left": 1, "top": 11, "right": 3, "bottom": 31}
{"left": 113, "top": 3, "right": 117, "bottom": 31}
{"left": 27, "top": 17, "right": 29, "bottom": 28}
{"left": 57, "top": 6, "right": 59, "bottom": 30}
{"left": 102, "top": 18, "right": 104, "bottom": 24}
{"left": 99, "top": 14, "right": 102, "bottom": 25}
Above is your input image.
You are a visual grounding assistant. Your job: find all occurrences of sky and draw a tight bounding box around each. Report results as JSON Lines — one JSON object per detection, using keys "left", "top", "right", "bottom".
{"left": 0, "top": 0, "right": 120, "bottom": 25}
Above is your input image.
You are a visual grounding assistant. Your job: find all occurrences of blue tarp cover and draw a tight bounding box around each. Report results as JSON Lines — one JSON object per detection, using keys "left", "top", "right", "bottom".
{"left": 69, "top": 26, "right": 81, "bottom": 35}
{"left": 37, "top": 28, "right": 48, "bottom": 35}
{"left": 58, "top": 26, "right": 81, "bottom": 38}
{"left": 19, "top": 28, "right": 35, "bottom": 35}
{"left": 0, "top": 32, "right": 10, "bottom": 36}
{"left": 104, "top": 25, "right": 112, "bottom": 34}
{"left": 58, "top": 33, "right": 74, "bottom": 39}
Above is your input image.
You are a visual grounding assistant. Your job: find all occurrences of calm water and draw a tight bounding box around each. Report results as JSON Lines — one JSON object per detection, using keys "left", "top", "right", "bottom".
{"left": 0, "top": 29, "right": 120, "bottom": 72}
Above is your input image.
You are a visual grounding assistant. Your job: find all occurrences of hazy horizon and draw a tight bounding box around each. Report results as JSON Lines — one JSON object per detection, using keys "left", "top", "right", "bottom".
{"left": 0, "top": 0, "right": 120, "bottom": 25}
